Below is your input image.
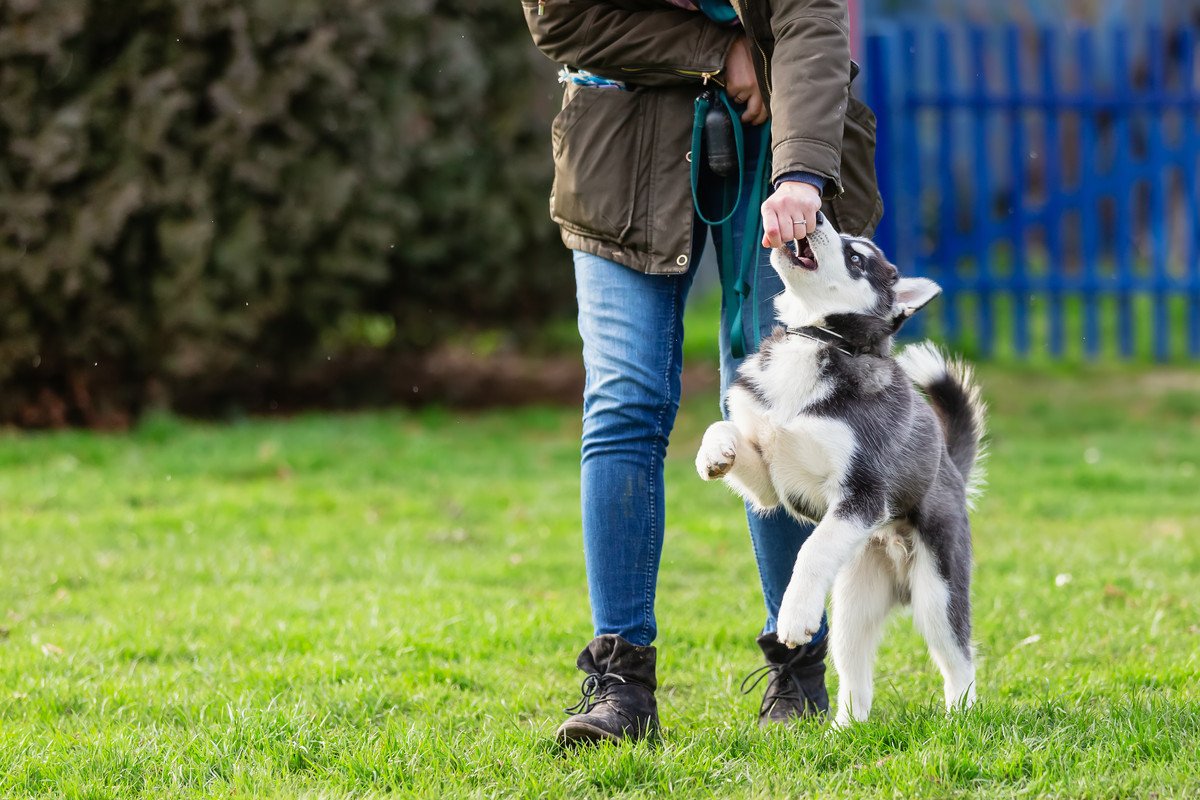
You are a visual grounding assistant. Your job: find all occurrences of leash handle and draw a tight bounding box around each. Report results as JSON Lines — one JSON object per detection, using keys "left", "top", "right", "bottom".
{"left": 689, "top": 89, "right": 745, "bottom": 227}
{"left": 689, "top": 87, "right": 772, "bottom": 360}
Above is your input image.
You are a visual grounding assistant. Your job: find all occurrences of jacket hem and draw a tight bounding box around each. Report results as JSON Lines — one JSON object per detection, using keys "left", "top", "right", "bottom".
{"left": 560, "top": 228, "right": 689, "bottom": 276}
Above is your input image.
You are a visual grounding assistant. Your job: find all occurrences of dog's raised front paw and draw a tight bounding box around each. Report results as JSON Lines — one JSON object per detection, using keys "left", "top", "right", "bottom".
{"left": 695, "top": 422, "right": 738, "bottom": 481}
{"left": 776, "top": 589, "right": 826, "bottom": 649}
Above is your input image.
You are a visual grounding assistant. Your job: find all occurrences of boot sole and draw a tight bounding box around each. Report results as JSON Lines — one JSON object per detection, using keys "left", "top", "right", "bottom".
{"left": 555, "top": 720, "right": 622, "bottom": 745}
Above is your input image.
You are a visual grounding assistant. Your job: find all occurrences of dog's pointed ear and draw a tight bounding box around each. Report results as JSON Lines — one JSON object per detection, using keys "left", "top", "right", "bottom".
{"left": 891, "top": 277, "right": 942, "bottom": 332}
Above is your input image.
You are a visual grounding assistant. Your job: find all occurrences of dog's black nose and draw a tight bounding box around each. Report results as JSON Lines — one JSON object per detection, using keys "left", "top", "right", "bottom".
{"left": 815, "top": 210, "right": 825, "bottom": 225}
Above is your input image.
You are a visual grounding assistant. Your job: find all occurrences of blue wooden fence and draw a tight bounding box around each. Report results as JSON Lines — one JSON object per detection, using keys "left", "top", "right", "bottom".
{"left": 865, "top": 24, "right": 1200, "bottom": 359}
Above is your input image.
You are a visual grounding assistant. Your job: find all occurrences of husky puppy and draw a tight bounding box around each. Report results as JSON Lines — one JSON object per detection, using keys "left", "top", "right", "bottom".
{"left": 695, "top": 213, "right": 985, "bottom": 725}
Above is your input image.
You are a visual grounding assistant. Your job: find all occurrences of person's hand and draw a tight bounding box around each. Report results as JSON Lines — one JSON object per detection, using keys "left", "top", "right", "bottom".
{"left": 761, "top": 181, "right": 822, "bottom": 248}
{"left": 723, "top": 37, "right": 767, "bottom": 126}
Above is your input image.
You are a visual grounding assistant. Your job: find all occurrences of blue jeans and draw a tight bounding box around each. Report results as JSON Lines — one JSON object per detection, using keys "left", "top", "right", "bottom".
{"left": 574, "top": 130, "right": 828, "bottom": 648}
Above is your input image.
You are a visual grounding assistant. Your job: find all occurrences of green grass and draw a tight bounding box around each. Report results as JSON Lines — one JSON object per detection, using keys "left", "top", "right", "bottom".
{"left": 1, "top": 366, "right": 1199, "bottom": 798}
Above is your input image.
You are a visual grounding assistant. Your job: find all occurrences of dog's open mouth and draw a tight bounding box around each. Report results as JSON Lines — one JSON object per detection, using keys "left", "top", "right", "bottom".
{"left": 782, "top": 238, "right": 818, "bottom": 271}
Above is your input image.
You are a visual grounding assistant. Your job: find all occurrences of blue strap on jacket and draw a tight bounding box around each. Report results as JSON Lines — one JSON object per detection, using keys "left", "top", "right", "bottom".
{"left": 696, "top": 0, "right": 739, "bottom": 24}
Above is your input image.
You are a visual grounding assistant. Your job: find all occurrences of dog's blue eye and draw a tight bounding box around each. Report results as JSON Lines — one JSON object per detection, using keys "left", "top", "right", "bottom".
{"left": 850, "top": 255, "right": 861, "bottom": 265}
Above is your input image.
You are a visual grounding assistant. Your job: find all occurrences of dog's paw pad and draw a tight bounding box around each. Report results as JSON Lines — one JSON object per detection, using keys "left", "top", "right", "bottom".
{"left": 700, "top": 454, "right": 733, "bottom": 480}
{"left": 695, "top": 428, "right": 737, "bottom": 481}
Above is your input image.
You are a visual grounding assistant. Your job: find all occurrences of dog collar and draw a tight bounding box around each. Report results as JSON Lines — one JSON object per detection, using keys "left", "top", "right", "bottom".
{"left": 785, "top": 310, "right": 902, "bottom": 357}
{"left": 784, "top": 325, "right": 866, "bottom": 356}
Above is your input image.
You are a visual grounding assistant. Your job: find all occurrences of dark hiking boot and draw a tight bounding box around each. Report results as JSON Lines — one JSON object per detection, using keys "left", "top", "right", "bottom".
{"left": 742, "top": 632, "right": 830, "bottom": 725}
{"left": 555, "top": 634, "right": 658, "bottom": 745}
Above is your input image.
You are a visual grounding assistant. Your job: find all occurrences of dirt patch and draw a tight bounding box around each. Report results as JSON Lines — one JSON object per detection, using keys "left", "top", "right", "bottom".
{"left": 406, "top": 346, "right": 585, "bottom": 408}
{"left": 405, "top": 345, "right": 719, "bottom": 408}
{"left": 177, "top": 344, "right": 721, "bottom": 416}
{"left": 1135, "top": 369, "right": 1200, "bottom": 395}
{"left": 6, "top": 345, "right": 722, "bottom": 429}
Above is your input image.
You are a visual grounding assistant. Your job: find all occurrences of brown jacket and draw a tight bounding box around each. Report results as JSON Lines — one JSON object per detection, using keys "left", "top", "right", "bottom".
{"left": 524, "top": 0, "right": 882, "bottom": 275}
{"left": 525, "top": 0, "right": 883, "bottom": 275}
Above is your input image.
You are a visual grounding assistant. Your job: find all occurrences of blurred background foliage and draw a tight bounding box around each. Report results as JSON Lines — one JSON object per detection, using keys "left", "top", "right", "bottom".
{"left": 4, "top": 0, "right": 1198, "bottom": 427}
{"left": 0, "top": 0, "right": 568, "bottom": 426}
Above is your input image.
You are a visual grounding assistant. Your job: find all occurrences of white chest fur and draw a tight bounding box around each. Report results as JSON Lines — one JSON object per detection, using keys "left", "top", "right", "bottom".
{"left": 739, "top": 337, "right": 833, "bottom": 422}
{"left": 764, "top": 414, "right": 857, "bottom": 515}
{"left": 725, "top": 338, "right": 858, "bottom": 514}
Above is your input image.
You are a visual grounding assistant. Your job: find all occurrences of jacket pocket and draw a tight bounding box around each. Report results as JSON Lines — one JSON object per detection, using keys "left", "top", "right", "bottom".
{"left": 550, "top": 84, "right": 644, "bottom": 243}
{"left": 829, "top": 95, "right": 884, "bottom": 238}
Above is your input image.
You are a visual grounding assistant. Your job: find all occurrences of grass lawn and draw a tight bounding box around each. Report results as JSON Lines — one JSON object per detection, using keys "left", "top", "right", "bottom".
{"left": 1, "top": 361, "right": 1198, "bottom": 798}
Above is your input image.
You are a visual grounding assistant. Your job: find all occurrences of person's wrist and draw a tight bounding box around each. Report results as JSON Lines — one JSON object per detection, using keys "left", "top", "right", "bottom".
{"left": 776, "top": 172, "right": 826, "bottom": 194}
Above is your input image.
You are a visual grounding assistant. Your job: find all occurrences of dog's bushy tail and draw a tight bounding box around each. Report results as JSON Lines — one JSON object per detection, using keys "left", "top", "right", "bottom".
{"left": 897, "top": 342, "right": 987, "bottom": 505}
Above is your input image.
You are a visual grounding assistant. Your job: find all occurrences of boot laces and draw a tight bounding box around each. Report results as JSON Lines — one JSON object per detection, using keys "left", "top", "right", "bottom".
{"left": 564, "top": 672, "right": 628, "bottom": 715}
{"left": 740, "top": 664, "right": 804, "bottom": 709}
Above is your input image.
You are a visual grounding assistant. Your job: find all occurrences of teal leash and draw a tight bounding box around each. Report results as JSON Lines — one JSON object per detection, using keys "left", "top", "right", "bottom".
{"left": 743, "top": 124, "right": 771, "bottom": 356}
{"left": 690, "top": 89, "right": 772, "bottom": 359}
{"left": 689, "top": 90, "right": 746, "bottom": 228}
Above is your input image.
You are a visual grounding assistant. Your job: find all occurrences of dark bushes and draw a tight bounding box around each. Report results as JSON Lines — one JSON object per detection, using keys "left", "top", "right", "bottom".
{"left": 0, "top": 0, "right": 569, "bottom": 426}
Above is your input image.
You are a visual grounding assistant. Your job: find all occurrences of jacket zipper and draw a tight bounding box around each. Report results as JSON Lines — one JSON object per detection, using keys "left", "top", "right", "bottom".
{"left": 537, "top": 0, "right": 544, "bottom": 14}
{"left": 620, "top": 65, "right": 725, "bottom": 87}
{"left": 754, "top": 39, "right": 772, "bottom": 96}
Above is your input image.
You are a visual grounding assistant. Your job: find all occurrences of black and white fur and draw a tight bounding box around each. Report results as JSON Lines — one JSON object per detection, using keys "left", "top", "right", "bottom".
{"left": 695, "top": 214, "right": 986, "bottom": 726}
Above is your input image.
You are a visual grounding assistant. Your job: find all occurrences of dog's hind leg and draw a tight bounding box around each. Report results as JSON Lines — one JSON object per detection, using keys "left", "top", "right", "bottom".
{"left": 831, "top": 545, "right": 896, "bottom": 726}
{"left": 909, "top": 532, "right": 976, "bottom": 712}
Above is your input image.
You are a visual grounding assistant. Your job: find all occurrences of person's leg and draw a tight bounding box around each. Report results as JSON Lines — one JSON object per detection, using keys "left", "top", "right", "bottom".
{"left": 574, "top": 249, "right": 696, "bottom": 647}
{"left": 556, "top": 249, "right": 696, "bottom": 745}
